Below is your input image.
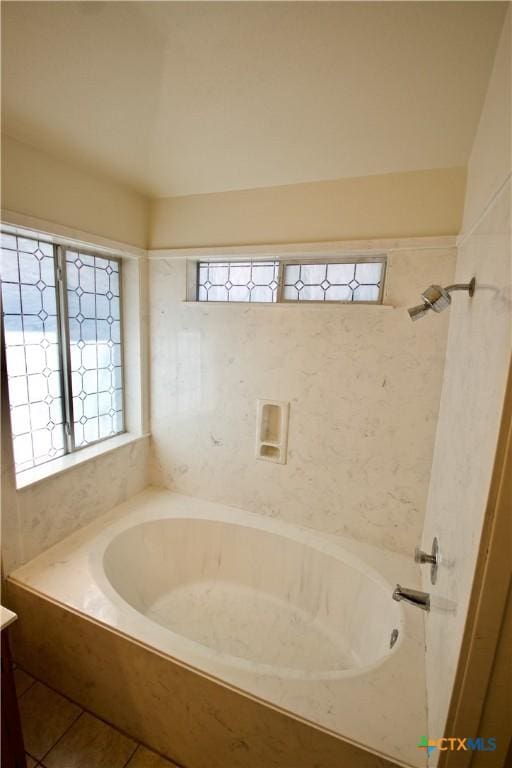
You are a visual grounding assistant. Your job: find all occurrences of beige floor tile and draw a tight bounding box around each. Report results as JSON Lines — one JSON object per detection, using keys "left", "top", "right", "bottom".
{"left": 126, "top": 745, "right": 180, "bottom": 768}
{"left": 19, "top": 681, "right": 81, "bottom": 761}
{"left": 15, "top": 667, "right": 36, "bottom": 697}
{"left": 26, "top": 756, "right": 38, "bottom": 768}
{"left": 43, "top": 712, "right": 137, "bottom": 768}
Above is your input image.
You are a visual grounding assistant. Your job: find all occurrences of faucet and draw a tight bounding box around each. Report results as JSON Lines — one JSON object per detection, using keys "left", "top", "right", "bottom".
{"left": 392, "top": 584, "right": 430, "bottom": 611}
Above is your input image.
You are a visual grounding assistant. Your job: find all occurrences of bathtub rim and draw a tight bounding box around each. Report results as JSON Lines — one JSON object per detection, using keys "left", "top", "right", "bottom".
{"left": 88, "top": 506, "right": 404, "bottom": 681}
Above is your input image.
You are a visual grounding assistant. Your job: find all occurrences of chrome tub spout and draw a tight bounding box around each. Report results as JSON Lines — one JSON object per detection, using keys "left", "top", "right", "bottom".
{"left": 392, "top": 584, "right": 430, "bottom": 611}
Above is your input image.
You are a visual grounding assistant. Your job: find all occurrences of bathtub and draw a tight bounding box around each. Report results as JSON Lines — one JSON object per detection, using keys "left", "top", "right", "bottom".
{"left": 8, "top": 488, "right": 427, "bottom": 768}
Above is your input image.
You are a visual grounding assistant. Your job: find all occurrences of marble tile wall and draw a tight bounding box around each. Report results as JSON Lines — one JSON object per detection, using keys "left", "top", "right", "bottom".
{"left": 422, "top": 182, "right": 511, "bottom": 752}
{"left": 420, "top": 12, "right": 511, "bottom": 751}
{"left": 149, "top": 241, "right": 455, "bottom": 556}
{"left": 423, "top": 11, "right": 512, "bottom": 752}
{"left": 1, "top": 434, "right": 150, "bottom": 574}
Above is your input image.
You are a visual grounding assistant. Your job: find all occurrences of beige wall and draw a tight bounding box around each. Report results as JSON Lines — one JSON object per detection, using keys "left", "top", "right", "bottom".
{"left": 421, "top": 9, "right": 511, "bottom": 752}
{"left": 1, "top": 136, "right": 149, "bottom": 249}
{"left": 149, "top": 167, "right": 466, "bottom": 249}
{"left": 462, "top": 8, "right": 512, "bottom": 235}
{"left": 2, "top": 138, "right": 467, "bottom": 252}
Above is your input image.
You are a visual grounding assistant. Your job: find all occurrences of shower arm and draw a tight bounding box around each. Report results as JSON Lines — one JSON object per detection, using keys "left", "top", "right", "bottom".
{"left": 445, "top": 279, "right": 476, "bottom": 297}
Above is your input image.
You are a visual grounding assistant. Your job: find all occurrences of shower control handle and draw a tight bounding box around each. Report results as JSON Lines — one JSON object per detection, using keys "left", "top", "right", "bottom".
{"left": 414, "top": 537, "right": 440, "bottom": 585}
{"left": 414, "top": 547, "right": 436, "bottom": 564}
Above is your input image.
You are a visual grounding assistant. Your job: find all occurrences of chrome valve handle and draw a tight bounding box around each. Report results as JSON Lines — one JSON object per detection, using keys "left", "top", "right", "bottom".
{"left": 414, "top": 537, "right": 440, "bottom": 585}
{"left": 414, "top": 547, "right": 436, "bottom": 564}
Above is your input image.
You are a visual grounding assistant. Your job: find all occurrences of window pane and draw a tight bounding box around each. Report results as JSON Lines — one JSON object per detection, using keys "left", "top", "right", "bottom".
{"left": 251, "top": 285, "right": 274, "bottom": 302}
{"left": 65, "top": 251, "right": 124, "bottom": 448}
{"left": 355, "top": 262, "right": 383, "bottom": 284}
{"left": 229, "top": 264, "right": 251, "bottom": 285}
{"left": 353, "top": 284, "right": 380, "bottom": 301}
{"left": 300, "top": 284, "right": 324, "bottom": 300}
{"left": 283, "top": 260, "right": 384, "bottom": 303}
{"left": 283, "top": 285, "right": 298, "bottom": 301}
{"left": 208, "top": 264, "right": 229, "bottom": 285}
{"left": 197, "top": 261, "right": 279, "bottom": 302}
{"left": 1, "top": 235, "right": 66, "bottom": 472}
{"left": 299, "top": 264, "right": 327, "bottom": 285}
{"left": 327, "top": 263, "right": 355, "bottom": 284}
{"left": 325, "top": 284, "right": 353, "bottom": 301}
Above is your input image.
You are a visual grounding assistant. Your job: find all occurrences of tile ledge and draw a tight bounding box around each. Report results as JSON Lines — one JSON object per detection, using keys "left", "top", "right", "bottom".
{"left": 0, "top": 605, "right": 17, "bottom": 630}
{"left": 182, "top": 300, "right": 396, "bottom": 309}
{"left": 15, "top": 433, "right": 150, "bottom": 492}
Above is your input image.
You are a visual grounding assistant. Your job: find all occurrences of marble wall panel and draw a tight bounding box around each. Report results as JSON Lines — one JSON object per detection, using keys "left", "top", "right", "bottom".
{"left": 149, "top": 242, "right": 455, "bottom": 556}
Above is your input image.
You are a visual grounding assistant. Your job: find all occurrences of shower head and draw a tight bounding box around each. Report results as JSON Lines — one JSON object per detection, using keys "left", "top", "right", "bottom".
{"left": 407, "top": 278, "right": 475, "bottom": 321}
{"left": 408, "top": 303, "right": 431, "bottom": 322}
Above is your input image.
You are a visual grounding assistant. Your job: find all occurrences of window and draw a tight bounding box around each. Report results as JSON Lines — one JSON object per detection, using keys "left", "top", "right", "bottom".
{"left": 1, "top": 231, "right": 125, "bottom": 477}
{"left": 198, "top": 261, "right": 280, "bottom": 303}
{"left": 196, "top": 257, "right": 385, "bottom": 303}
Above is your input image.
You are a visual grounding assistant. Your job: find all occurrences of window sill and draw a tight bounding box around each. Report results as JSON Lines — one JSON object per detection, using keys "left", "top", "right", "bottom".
{"left": 15, "top": 432, "right": 150, "bottom": 491}
{"left": 182, "top": 300, "right": 397, "bottom": 309}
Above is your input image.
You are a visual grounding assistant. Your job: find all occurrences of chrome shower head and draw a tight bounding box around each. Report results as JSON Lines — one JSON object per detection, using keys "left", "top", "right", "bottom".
{"left": 408, "top": 303, "right": 430, "bottom": 322}
{"left": 421, "top": 284, "right": 452, "bottom": 313}
{"left": 407, "top": 278, "right": 475, "bottom": 321}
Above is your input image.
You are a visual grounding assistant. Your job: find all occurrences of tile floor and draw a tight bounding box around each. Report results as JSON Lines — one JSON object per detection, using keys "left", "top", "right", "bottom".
{"left": 14, "top": 667, "right": 180, "bottom": 768}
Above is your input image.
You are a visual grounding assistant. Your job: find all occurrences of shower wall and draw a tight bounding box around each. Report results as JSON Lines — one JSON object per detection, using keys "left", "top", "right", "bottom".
{"left": 149, "top": 239, "right": 455, "bottom": 556}
{"left": 421, "top": 10, "right": 511, "bottom": 748}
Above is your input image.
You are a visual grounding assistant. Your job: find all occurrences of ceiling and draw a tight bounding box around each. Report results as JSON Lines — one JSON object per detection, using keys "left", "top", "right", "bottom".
{"left": 1, "top": 2, "right": 507, "bottom": 198}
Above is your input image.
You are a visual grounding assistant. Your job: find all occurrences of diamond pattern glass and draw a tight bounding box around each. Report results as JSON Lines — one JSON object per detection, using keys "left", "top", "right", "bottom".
{"left": 283, "top": 260, "right": 384, "bottom": 302}
{"left": 198, "top": 261, "right": 279, "bottom": 302}
{"left": 2, "top": 232, "right": 126, "bottom": 478}
{"left": 1, "top": 233, "right": 65, "bottom": 472}
{"left": 65, "top": 251, "right": 124, "bottom": 447}
{"left": 197, "top": 259, "right": 384, "bottom": 304}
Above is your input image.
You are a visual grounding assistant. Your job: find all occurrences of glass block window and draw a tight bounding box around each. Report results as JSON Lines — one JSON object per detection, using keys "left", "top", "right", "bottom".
{"left": 198, "top": 261, "right": 279, "bottom": 302}
{"left": 1, "top": 231, "right": 125, "bottom": 479}
{"left": 282, "top": 261, "right": 384, "bottom": 303}
{"left": 196, "top": 257, "right": 385, "bottom": 304}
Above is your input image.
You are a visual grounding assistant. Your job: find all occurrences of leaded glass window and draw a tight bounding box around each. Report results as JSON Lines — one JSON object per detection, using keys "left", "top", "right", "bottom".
{"left": 66, "top": 251, "right": 124, "bottom": 447}
{"left": 198, "top": 261, "right": 279, "bottom": 302}
{"left": 196, "top": 258, "right": 385, "bottom": 303}
{"left": 1, "top": 234, "right": 65, "bottom": 472}
{"left": 282, "top": 261, "right": 384, "bottom": 302}
{"left": 1, "top": 231, "right": 125, "bottom": 478}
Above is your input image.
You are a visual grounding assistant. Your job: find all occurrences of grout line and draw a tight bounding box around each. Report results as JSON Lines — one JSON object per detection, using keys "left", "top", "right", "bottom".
{"left": 16, "top": 667, "right": 183, "bottom": 768}
{"left": 120, "top": 743, "right": 140, "bottom": 768}
{"left": 17, "top": 677, "right": 37, "bottom": 700}
{"left": 38, "top": 709, "right": 84, "bottom": 765}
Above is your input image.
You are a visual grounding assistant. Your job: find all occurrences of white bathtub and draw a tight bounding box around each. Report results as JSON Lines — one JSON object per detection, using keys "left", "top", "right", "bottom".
{"left": 10, "top": 488, "right": 427, "bottom": 767}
